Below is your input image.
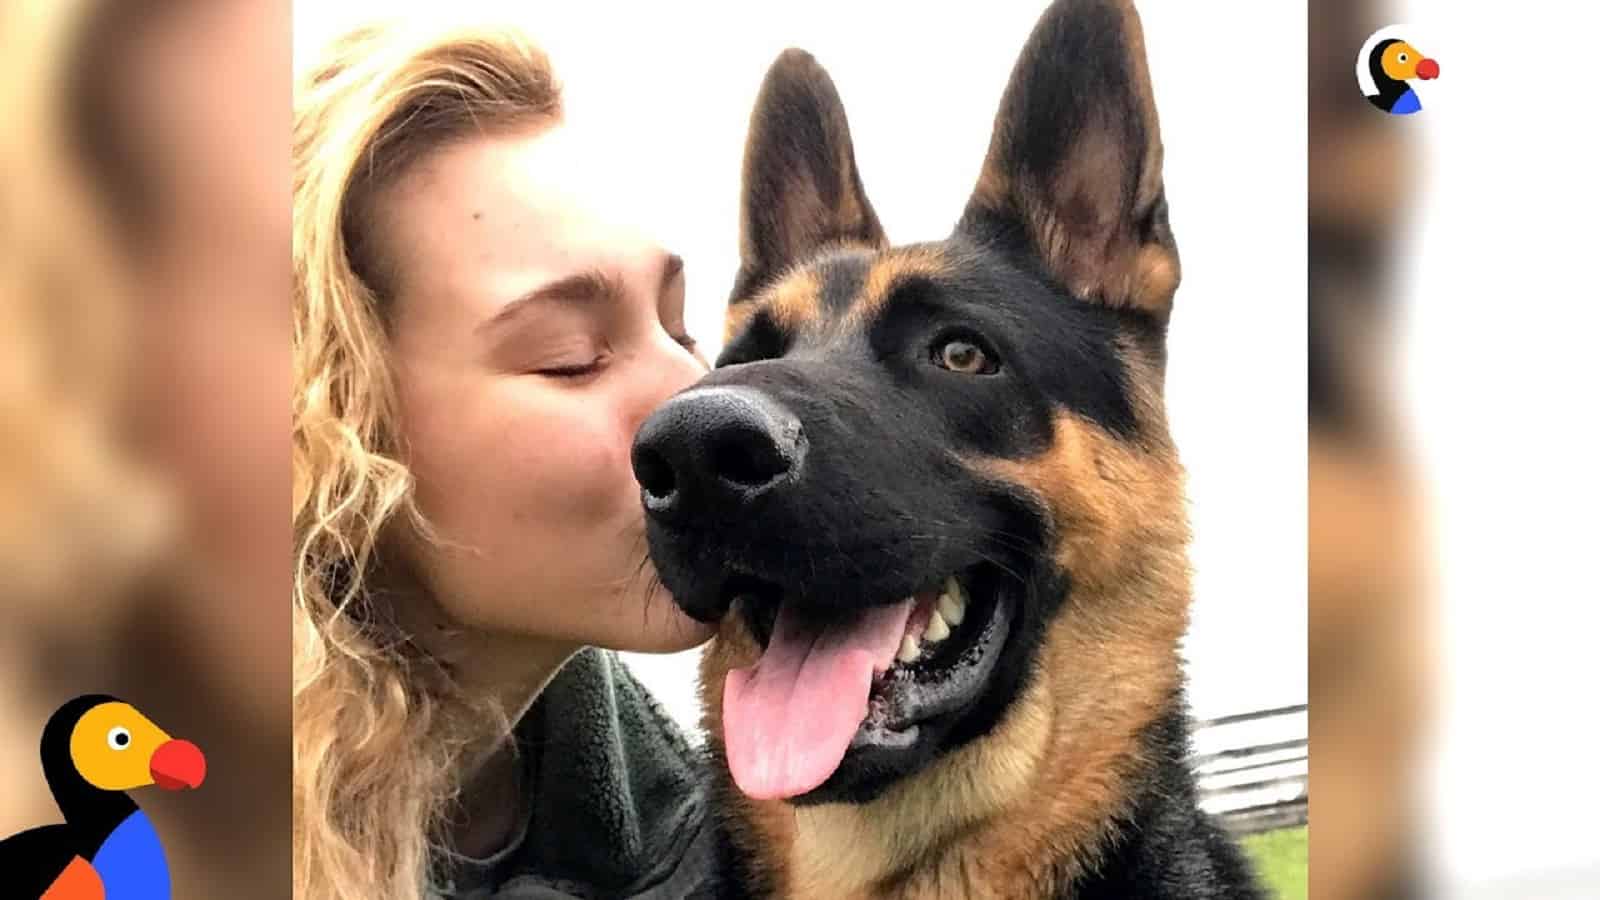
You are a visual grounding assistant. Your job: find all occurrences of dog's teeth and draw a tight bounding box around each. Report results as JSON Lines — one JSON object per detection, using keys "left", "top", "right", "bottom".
{"left": 940, "top": 577, "right": 967, "bottom": 626}
{"left": 923, "top": 610, "right": 951, "bottom": 643}
{"left": 897, "top": 634, "right": 921, "bottom": 664}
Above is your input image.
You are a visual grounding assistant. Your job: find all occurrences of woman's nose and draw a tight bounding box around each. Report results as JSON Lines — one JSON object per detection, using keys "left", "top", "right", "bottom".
{"left": 627, "top": 333, "right": 710, "bottom": 434}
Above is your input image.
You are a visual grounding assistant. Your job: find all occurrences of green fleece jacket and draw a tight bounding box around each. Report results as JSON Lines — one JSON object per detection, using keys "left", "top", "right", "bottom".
{"left": 430, "top": 649, "right": 726, "bottom": 899}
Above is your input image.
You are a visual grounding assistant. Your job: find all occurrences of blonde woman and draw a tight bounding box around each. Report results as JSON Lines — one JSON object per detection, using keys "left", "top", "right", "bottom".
{"left": 294, "top": 20, "right": 722, "bottom": 900}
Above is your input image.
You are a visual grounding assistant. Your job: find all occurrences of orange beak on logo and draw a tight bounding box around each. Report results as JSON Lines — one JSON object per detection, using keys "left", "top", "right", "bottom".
{"left": 150, "top": 739, "right": 207, "bottom": 791}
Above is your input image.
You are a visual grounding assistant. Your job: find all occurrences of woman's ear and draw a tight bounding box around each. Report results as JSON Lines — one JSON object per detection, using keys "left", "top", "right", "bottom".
{"left": 729, "top": 48, "right": 886, "bottom": 307}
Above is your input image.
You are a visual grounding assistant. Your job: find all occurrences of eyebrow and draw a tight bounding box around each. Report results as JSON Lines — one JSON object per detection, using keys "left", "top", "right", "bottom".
{"left": 479, "top": 254, "right": 684, "bottom": 336}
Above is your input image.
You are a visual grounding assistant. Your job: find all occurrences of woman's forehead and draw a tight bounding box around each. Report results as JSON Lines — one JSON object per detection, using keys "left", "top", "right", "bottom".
{"left": 375, "top": 123, "right": 665, "bottom": 302}
{"left": 402, "top": 121, "right": 649, "bottom": 225}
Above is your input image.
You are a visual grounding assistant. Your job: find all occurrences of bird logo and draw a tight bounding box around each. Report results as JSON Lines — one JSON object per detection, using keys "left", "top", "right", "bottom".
{"left": 0, "top": 695, "right": 206, "bottom": 899}
{"left": 1358, "top": 26, "right": 1440, "bottom": 116}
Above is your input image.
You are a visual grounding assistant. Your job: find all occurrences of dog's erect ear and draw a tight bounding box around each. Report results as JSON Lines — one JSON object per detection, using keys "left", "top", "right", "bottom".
{"left": 730, "top": 49, "right": 887, "bottom": 304}
{"left": 958, "top": 0, "right": 1178, "bottom": 319}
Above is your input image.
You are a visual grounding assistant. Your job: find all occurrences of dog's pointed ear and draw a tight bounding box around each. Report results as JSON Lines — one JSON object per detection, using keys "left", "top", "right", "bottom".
{"left": 958, "top": 0, "right": 1178, "bottom": 320}
{"left": 730, "top": 49, "right": 887, "bottom": 304}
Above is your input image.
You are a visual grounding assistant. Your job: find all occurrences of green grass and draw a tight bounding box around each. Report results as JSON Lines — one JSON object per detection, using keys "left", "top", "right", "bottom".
{"left": 1242, "top": 826, "right": 1307, "bottom": 900}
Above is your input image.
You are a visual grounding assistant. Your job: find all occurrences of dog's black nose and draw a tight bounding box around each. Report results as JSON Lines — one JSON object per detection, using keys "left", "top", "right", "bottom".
{"left": 632, "top": 386, "right": 805, "bottom": 523}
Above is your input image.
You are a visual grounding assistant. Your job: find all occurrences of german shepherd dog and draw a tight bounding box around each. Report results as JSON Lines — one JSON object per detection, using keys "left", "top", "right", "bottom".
{"left": 632, "top": 1, "right": 1264, "bottom": 897}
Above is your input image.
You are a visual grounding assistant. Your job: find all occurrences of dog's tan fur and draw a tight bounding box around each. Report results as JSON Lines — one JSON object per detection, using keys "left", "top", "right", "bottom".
{"left": 850, "top": 246, "right": 953, "bottom": 323}
{"left": 700, "top": 4, "right": 1213, "bottom": 896}
{"left": 698, "top": 380, "right": 1193, "bottom": 899}
{"left": 724, "top": 266, "right": 824, "bottom": 342}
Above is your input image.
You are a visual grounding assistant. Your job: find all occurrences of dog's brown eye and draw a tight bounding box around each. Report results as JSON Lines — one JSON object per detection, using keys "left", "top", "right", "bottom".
{"left": 933, "top": 338, "right": 998, "bottom": 375}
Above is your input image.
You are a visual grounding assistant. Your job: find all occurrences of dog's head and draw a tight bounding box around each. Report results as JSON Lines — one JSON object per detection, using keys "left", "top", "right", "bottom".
{"left": 635, "top": 0, "right": 1189, "bottom": 810}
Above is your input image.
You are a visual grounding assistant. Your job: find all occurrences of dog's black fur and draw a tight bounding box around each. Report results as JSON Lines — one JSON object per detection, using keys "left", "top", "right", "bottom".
{"left": 636, "top": 2, "right": 1266, "bottom": 897}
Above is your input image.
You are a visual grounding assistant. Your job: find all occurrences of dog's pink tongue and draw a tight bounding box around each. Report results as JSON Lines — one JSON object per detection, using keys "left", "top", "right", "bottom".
{"left": 724, "top": 599, "right": 913, "bottom": 800}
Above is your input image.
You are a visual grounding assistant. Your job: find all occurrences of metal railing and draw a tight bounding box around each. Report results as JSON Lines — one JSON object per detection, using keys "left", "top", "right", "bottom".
{"left": 1191, "top": 704, "right": 1307, "bottom": 835}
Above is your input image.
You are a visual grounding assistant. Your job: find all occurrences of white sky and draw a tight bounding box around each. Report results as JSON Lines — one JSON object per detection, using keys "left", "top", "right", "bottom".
{"left": 1395, "top": 1, "right": 1600, "bottom": 891}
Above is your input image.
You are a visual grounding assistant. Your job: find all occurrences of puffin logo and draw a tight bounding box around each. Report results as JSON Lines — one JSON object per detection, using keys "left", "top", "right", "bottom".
{"left": 0, "top": 695, "right": 205, "bottom": 899}
{"left": 1358, "top": 25, "right": 1440, "bottom": 115}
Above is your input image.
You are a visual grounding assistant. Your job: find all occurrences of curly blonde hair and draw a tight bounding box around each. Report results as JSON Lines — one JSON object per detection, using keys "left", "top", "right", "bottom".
{"left": 293, "top": 20, "right": 561, "bottom": 900}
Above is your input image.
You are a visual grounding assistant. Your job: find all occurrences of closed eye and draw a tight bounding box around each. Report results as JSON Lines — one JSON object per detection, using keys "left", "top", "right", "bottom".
{"left": 533, "top": 355, "right": 608, "bottom": 378}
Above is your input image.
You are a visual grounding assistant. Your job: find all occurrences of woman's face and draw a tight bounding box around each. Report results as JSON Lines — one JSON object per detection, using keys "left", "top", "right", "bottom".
{"left": 372, "top": 122, "right": 712, "bottom": 653}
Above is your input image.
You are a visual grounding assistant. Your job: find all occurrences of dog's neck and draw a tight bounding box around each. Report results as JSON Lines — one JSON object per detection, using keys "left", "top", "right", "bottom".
{"left": 770, "top": 700, "right": 1188, "bottom": 900}
{"left": 731, "top": 577, "right": 1189, "bottom": 900}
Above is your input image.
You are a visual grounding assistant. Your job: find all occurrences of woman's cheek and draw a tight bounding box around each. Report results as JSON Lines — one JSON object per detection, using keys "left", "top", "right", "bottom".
{"left": 509, "top": 394, "right": 636, "bottom": 530}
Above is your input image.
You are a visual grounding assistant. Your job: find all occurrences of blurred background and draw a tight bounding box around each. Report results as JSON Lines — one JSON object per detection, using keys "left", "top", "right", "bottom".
{"left": 0, "top": 0, "right": 287, "bottom": 897}
{"left": 1314, "top": 0, "right": 1600, "bottom": 898}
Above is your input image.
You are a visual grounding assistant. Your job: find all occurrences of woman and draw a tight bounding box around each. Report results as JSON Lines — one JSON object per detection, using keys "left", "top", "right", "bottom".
{"left": 294, "top": 19, "right": 719, "bottom": 900}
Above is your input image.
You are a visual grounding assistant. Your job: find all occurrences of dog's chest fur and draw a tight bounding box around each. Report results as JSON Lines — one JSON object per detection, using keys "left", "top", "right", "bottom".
{"left": 710, "top": 705, "right": 1263, "bottom": 900}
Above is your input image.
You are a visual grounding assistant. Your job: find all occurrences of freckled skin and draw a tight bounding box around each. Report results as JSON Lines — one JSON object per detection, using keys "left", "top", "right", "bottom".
{"left": 373, "top": 122, "right": 713, "bottom": 652}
